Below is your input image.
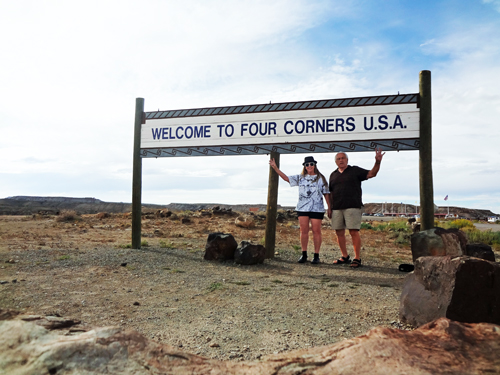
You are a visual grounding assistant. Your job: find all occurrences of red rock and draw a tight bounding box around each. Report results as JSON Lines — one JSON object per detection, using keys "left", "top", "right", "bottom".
{"left": 400, "top": 256, "right": 500, "bottom": 327}
{"left": 1, "top": 310, "right": 499, "bottom": 374}
{"left": 410, "top": 228, "right": 466, "bottom": 262}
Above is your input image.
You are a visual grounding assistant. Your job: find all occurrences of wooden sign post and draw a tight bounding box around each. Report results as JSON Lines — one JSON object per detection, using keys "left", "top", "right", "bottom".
{"left": 419, "top": 70, "right": 434, "bottom": 230}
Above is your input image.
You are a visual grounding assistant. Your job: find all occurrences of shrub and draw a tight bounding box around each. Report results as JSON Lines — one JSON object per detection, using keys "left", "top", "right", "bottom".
{"left": 463, "top": 228, "right": 500, "bottom": 247}
{"left": 393, "top": 231, "right": 411, "bottom": 246}
{"left": 361, "top": 222, "right": 373, "bottom": 230}
{"left": 361, "top": 219, "right": 412, "bottom": 245}
{"left": 56, "top": 210, "right": 78, "bottom": 222}
{"left": 178, "top": 210, "right": 193, "bottom": 219}
{"left": 159, "top": 240, "right": 174, "bottom": 249}
{"left": 208, "top": 282, "right": 223, "bottom": 292}
{"left": 448, "top": 219, "right": 474, "bottom": 229}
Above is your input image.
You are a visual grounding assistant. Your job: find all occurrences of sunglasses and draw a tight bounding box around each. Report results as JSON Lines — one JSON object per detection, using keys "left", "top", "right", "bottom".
{"left": 304, "top": 162, "right": 316, "bottom": 167}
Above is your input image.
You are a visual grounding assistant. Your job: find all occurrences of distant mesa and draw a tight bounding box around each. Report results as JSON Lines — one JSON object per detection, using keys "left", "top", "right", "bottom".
{"left": 7, "top": 196, "right": 103, "bottom": 204}
{"left": 0, "top": 196, "right": 497, "bottom": 218}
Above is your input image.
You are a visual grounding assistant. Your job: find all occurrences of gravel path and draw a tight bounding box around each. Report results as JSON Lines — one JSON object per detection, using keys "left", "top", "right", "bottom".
{"left": 0, "top": 213, "right": 414, "bottom": 361}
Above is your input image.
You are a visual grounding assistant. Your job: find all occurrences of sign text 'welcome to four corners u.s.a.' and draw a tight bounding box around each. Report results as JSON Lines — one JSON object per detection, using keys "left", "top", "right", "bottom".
{"left": 141, "top": 93, "right": 420, "bottom": 158}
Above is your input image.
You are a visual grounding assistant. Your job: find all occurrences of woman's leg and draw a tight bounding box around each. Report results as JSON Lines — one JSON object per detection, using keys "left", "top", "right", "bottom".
{"left": 298, "top": 215, "right": 310, "bottom": 252}
{"left": 310, "top": 218, "right": 322, "bottom": 254}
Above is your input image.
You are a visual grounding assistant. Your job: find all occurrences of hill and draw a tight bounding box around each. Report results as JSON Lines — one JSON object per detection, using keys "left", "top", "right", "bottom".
{"left": 0, "top": 196, "right": 293, "bottom": 216}
{"left": 0, "top": 196, "right": 497, "bottom": 219}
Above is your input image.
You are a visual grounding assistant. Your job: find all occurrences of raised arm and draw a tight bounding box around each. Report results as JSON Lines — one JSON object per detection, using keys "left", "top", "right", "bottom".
{"left": 269, "top": 158, "right": 290, "bottom": 183}
{"left": 367, "top": 147, "right": 385, "bottom": 179}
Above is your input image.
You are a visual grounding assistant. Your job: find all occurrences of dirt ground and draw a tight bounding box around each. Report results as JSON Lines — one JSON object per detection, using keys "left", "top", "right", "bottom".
{"left": 0, "top": 210, "right": 416, "bottom": 361}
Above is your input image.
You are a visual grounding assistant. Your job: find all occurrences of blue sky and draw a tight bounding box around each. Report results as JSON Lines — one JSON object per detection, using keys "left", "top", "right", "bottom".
{"left": 1, "top": 0, "right": 499, "bottom": 214}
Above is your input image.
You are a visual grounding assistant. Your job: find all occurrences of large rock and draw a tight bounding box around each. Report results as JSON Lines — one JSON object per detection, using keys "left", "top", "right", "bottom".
{"left": 465, "top": 243, "right": 496, "bottom": 262}
{"left": 400, "top": 256, "right": 500, "bottom": 327}
{"left": 204, "top": 232, "right": 237, "bottom": 261}
{"left": 410, "top": 227, "right": 467, "bottom": 262}
{"left": 1, "top": 311, "right": 499, "bottom": 374}
{"left": 234, "top": 215, "right": 255, "bottom": 229}
{"left": 234, "top": 241, "right": 266, "bottom": 265}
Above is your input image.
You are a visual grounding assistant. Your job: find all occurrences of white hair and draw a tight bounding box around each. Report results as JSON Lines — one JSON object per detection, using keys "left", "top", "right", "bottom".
{"left": 335, "top": 152, "right": 348, "bottom": 160}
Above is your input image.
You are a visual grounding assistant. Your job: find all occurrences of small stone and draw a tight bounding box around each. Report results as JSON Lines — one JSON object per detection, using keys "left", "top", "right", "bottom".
{"left": 209, "top": 342, "right": 220, "bottom": 347}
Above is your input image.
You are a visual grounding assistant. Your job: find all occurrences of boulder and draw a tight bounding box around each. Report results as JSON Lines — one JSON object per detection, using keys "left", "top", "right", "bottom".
{"left": 96, "top": 212, "right": 110, "bottom": 219}
{"left": 400, "top": 256, "right": 500, "bottom": 327}
{"left": 410, "top": 227, "right": 466, "bottom": 262}
{"left": 465, "top": 243, "right": 496, "bottom": 262}
{"left": 234, "top": 241, "right": 266, "bottom": 265}
{"left": 234, "top": 216, "right": 255, "bottom": 229}
{"left": 204, "top": 232, "right": 237, "bottom": 261}
{"left": 1, "top": 311, "right": 499, "bottom": 374}
{"left": 212, "top": 206, "right": 234, "bottom": 216}
{"left": 155, "top": 209, "right": 172, "bottom": 218}
{"left": 276, "top": 212, "right": 286, "bottom": 223}
{"left": 20, "top": 315, "right": 81, "bottom": 330}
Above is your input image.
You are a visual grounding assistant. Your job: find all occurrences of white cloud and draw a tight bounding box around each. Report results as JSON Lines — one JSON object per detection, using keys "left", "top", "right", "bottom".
{"left": 1, "top": 1, "right": 499, "bottom": 215}
{"left": 483, "top": 0, "right": 500, "bottom": 12}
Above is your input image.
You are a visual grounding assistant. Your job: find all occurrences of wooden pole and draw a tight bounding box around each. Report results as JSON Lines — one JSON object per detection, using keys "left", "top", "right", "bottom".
{"left": 132, "top": 98, "right": 144, "bottom": 249}
{"left": 419, "top": 71, "right": 434, "bottom": 230}
{"left": 265, "top": 151, "right": 280, "bottom": 258}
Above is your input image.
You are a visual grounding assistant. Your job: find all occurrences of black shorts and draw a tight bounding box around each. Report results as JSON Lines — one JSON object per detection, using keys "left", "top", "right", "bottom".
{"left": 297, "top": 211, "right": 325, "bottom": 220}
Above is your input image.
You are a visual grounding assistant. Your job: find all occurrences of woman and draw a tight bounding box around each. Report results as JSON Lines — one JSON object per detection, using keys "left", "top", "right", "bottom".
{"left": 269, "top": 156, "right": 331, "bottom": 264}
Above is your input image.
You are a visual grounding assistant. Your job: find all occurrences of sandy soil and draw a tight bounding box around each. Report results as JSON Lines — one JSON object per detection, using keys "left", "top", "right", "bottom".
{"left": 0, "top": 210, "right": 416, "bottom": 361}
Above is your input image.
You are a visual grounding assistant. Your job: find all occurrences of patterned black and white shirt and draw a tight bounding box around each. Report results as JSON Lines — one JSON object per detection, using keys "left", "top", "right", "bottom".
{"left": 289, "top": 174, "right": 329, "bottom": 213}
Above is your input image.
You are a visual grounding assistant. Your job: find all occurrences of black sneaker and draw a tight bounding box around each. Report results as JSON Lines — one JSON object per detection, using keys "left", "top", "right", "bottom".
{"left": 311, "top": 257, "right": 320, "bottom": 264}
{"left": 298, "top": 255, "right": 308, "bottom": 263}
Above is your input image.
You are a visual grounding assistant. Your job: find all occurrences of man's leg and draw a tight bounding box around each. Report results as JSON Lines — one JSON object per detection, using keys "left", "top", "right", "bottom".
{"left": 335, "top": 229, "right": 349, "bottom": 258}
{"left": 349, "top": 229, "right": 361, "bottom": 260}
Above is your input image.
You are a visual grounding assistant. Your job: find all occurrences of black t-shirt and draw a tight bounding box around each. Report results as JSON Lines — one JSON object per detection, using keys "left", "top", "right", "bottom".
{"left": 329, "top": 165, "right": 369, "bottom": 210}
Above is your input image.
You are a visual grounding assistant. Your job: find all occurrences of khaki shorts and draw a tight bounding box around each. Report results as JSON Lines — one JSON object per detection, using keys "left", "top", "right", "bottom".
{"left": 331, "top": 208, "right": 362, "bottom": 230}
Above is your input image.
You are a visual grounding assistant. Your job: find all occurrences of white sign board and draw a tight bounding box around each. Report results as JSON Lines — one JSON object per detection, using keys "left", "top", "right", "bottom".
{"left": 141, "top": 94, "right": 420, "bottom": 157}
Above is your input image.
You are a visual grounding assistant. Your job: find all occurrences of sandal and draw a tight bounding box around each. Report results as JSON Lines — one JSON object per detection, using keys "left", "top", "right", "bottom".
{"left": 333, "top": 256, "right": 351, "bottom": 265}
{"left": 350, "top": 259, "right": 362, "bottom": 268}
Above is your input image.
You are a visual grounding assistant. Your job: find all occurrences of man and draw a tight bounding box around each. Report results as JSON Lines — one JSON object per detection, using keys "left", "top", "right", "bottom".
{"left": 327, "top": 148, "right": 385, "bottom": 268}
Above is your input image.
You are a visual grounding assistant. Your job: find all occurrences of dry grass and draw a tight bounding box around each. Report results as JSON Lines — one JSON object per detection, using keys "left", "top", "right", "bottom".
{"left": 55, "top": 210, "right": 79, "bottom": 223}
{"left": 0, "top": 212, "right": 414, "bottom": 269}
{"left": 0, "top": 212, "right": 420, "bottom": 361}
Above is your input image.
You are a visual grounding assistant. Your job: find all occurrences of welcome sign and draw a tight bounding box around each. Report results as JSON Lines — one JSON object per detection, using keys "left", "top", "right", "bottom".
{"left": 141, "top": 93, "right": 419, "bottom": 157}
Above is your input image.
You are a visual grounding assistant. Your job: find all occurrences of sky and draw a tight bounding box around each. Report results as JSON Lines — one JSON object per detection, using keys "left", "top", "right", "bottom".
{"left": 1, "top": 0, "right": 499, "bottom": 214}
